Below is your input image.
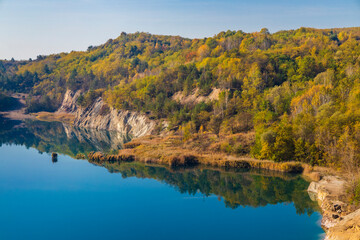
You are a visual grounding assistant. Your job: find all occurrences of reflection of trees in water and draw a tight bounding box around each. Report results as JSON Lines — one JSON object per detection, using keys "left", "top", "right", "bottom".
{"left": 0, "top": 116, "right": 22, "bottom": 131}
{"left": 0, "top": 117, "right": 318, "bottom": 216}
{"left": 0, "top": 118, "right": 131, "bottom": 157}
{"left": 100, "top": 162, "right": 319, "bottom": 215}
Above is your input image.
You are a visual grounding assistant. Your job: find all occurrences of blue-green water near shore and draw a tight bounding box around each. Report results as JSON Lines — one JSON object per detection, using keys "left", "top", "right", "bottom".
{"left": 0, "top": 119, "right": 324, "bottom": 240}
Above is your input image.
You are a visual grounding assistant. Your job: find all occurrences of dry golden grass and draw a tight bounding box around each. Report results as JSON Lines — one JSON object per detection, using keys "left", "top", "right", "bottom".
{"left": 116, "top": 133, "right": 304, "bottom": 173}
{"left": 34, "top": 112, "right": 75, "bottom": 124}
{"left": 88, "top": 150, "right": 135, "bottom": 163}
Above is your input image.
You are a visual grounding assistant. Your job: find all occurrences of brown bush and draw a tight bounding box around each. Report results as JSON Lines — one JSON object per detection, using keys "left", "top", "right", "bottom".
{"left": 99, "top": 104, "right": 111, "bottom": 116}
{"left": 88, "top": 151, "right": 135, "bottom": 163}
{"left": 124, "top": 142, "right": 142, "bottom": 149}
{"left": 168, "top": 154, "right": 199, "bottom": 167}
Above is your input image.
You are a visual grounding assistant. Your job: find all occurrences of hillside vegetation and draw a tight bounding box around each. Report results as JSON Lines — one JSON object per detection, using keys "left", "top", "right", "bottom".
{"left": 1, "top": 27, "right": 360, "bottom": 174}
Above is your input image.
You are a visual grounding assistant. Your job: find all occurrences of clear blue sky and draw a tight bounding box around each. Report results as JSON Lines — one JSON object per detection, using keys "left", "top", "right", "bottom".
{"left": 1, "top": 0, "right": 359, "bottom": 60}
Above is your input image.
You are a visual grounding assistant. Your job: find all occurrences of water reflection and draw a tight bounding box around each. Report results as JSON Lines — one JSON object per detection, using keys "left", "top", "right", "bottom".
{"left": 0, "top": 116, "right": 319, "bottom": 216}
{"left": 0, "top": 116, "right": 131, "bottom": 157}
{"left": 93, "top": 161, "right": 319, "bottom": 215}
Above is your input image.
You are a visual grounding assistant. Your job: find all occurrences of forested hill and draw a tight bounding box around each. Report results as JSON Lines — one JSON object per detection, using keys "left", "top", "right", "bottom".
{"left": 1, "top": 27, "right": 360, "bottom": 166}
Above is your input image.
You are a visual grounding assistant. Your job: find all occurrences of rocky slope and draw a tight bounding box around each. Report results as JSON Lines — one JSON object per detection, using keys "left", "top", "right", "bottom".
{"left": 308, "top": 176, "right": 360, "bottom": 240}
{"left": 325, "top": 208, "right": 360, "bottom": 240}
{"left": 172, "top": 88, "right": 221, "bottom": 106}
{"left": 57, "top": 90, "right": 157, "bottom": 138}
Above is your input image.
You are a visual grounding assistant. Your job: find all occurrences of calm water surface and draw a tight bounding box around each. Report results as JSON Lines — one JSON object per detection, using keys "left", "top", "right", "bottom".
{"left": 0, "top": 119, "right": 324, "bottom": 240}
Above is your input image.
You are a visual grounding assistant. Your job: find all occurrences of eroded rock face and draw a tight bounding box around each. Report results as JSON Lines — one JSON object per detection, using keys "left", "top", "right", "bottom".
{"left": 172, "top": 88, "right": 221, "bottom": 106}
{"left": 325, "top": 208, "right": 360, "bottom": 240}
{"left": 308, "top": 176, "right": 360, "bottom": 240}
{"left": 74, "top": 97, "right": 156, "bottom": 137}
{"left": 308, "top": 176, "right": 347, "bottom": 229}
{"left": 58, "top": 90, "right": 157, "bottom": 138}
{"left": 57, "top": 90, "right": 82, "bottom": 113}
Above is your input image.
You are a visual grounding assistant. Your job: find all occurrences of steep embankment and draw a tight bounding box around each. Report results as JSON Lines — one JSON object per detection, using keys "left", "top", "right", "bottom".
{"left": 308, "top": 176, "right": 360, "bottom": 240}
{"left": 55, "top": 90, "right": 157, "bottom": 138}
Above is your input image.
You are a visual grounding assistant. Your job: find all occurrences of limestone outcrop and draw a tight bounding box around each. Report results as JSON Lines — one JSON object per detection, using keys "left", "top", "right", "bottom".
{"left": 308, "top": 176, "right": 360, "bottom": 240}
{"left": 57, "top": 90, "right": 157, "bottom": 138}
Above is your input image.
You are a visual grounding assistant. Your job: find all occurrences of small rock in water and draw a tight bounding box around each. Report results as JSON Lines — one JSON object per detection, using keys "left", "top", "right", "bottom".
{"left": 52, "top": 152, "right": 58, "bottom": 163}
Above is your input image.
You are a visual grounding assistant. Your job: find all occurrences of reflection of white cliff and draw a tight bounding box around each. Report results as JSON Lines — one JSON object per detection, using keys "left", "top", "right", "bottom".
{"left": 62, "top": 123, "right": 129, "bottom": 152}
{"left": 57, "top": 90, "right": 158, "bottom": 138}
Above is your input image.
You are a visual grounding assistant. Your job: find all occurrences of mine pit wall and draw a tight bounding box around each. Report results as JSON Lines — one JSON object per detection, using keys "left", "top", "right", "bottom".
{"left": 57, "top": 90, "right": 157, "bottom": 138}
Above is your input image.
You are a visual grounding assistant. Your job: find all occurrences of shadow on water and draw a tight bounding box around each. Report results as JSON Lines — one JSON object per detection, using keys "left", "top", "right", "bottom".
{"left": 0, "top": 117, "right": 319, "bottom": 216}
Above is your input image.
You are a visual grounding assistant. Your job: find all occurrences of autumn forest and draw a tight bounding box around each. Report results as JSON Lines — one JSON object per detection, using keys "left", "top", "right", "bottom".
{"left": 1, "top": 27, "right": 360, "bottom": 171}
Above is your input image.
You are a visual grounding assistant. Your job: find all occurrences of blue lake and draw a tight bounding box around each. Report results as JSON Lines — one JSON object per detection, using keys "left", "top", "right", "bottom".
{"left": 0, "top": 119, "right": 324, "bottom": 240}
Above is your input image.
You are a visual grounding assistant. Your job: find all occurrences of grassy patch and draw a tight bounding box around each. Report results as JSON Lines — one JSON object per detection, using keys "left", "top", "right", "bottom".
{"left": 111, "top": 134, "right": 304, "bottom": 173}
{"left": 34, "top": 112, "right": 75, "bottom": 124}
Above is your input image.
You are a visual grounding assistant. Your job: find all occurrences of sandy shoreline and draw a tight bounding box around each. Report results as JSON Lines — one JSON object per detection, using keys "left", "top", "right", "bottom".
{"left": 0, "top": 93, "right": 35, "bottom": 120}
